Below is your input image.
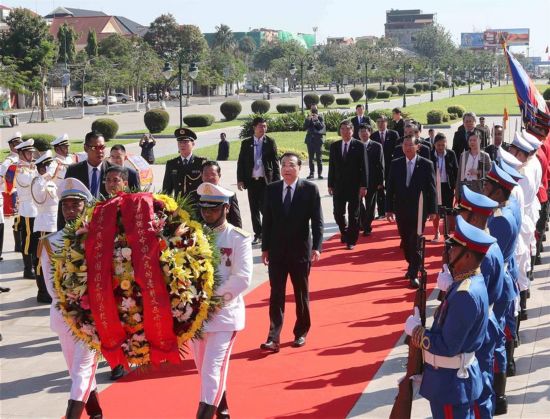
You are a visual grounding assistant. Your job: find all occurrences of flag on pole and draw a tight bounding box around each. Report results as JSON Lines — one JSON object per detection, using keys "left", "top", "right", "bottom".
{"left": 503, "top": 107, "right": 509, "bottom": 129}
{"left": 502, "top": 43, "right": 550, "bottom": 129}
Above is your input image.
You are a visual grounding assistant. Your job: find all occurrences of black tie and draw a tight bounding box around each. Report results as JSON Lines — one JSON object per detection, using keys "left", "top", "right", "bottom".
{"left": 283, "top": 185, "right": 292, "bottom": 214}
{"left": 343, "top": 142, "right": 348, "bottom": 159}
{"left": 183, "top": 158, "right": 188, "bottom": 165}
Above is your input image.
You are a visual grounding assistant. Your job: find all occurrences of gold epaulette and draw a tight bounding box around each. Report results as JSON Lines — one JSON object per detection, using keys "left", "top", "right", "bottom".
{"left": 232, "top": 226, "right": 251, "bottom": 238}
{"left": 457, "top": 278, "right": 472, "bottom": 292}
{"left": 40, "top": 233, "right": 56, "bottom": 257}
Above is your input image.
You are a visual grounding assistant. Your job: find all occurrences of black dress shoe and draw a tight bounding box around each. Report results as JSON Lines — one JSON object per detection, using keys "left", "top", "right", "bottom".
{"left": 292, "top": 337, "right": 306, "bottom": 347}
{"left": 346, "top": 244, "right": 355, "bottom": 250}
{"left": 318, "top": 175, "right": 324, "bottom": 180}
{"left": 260, "top": 341, "right": 280, "bottom": 353}
{"left": 307, "top": 174, "right": 314, "bottom": 179}
{"left": 0, "top": 286, "right": 10, "bottom": 293}
{"left": 110, "top": 364, "right": 124, "bottom": 380}
{"left": 251, "top": 236, "right": 261, "bottom": 245}
{"left": 340, "top": 236, "right": 346, "bottom": 244}
{"left": 37, "top": 292, "right": 53, "bottom": 304}
{"left": 409, "top": 278, "right": 420, "bottom": 289}
{"left": 362, "top": 230, "right": 371, "bottom": 237}
{"left": 404, "top": 272, "right": 411, "bottom": 279}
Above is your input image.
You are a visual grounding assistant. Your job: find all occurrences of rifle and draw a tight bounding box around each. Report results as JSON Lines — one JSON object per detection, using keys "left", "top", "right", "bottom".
{"left": 389, "top": 194, "right": 428, "bottom": 419}
{"left": 436, "top": 206, "right": 456, "bottom": 301}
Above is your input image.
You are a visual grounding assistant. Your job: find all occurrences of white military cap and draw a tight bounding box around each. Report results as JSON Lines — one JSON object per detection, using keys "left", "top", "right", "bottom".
{"left": 15, "top": 138, "right": 35, "bottom": 152}
{"left": 521, "top": 131, "right": 540, "bottom": 151}
{"left": 52, "top": 133, "right": 69, "bottom": 147}
{"left": 497, "top": 147, "right": 522, "bottom": 169}
{"left": 197, "top": 182, "right": 234, "bottom": 207}
{"left": 35, "top": 150, "right": 53, "bottom": 165}
{"left": 60, "top": 178, "right": 93, "bottom": 202}
{"left": 511, "top": 131, "right": 534, "bottom": 153}
{"left": 9, "top": 131, "right": 22, "bottom": 143}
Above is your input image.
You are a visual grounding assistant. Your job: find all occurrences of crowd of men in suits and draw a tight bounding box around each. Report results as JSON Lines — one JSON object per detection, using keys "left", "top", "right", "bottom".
{"left": 1, "top": 103, "right": 549, "bottom": 418}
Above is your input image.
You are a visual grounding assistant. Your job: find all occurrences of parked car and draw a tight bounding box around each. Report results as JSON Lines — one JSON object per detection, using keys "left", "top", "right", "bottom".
{"left": 100, "top": 95, "right": 118, "bottom": 105}
{"left": 148, "top": 93, "right": 159, "bottom": 101}
{"left": 115, "top": 93, "right": 133, "bottom": 103}
{"left": 259, "top": 85, "right": 282, "bottom": 93}
{"left": 70, "top": 95, "right": 99, "bottom": 106}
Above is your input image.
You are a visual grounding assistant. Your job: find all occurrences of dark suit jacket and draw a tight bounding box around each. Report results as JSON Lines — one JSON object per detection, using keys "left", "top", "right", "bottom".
{"left": 365, "top": 140, "right": 384, "bottom": 189}
{"left": 386, "top": 156, "right": 437, "bottom": 218}
{"left": 351, "top": 115, "right": 373, "bottom": 139}
{"left": 303, "top": 115, "right": 326, "bottom": 145}
{"left": 371, "top": 129, "right": 399, "bottom": 180}
{"left": 65, "top": 160, "right": 140, "bottom": 197}
{"left": 452, "top": 125, "right": 483, "bottom": 159}
{"left": 430, "top": 149, "right": 459, "bottom": 190}
{"left": 162, "top": 154, "right": 206, "bottom": 197}
{"left": 328, "top": 139, "right": 368, "bottom": 196}
{"left": 392, "top": 141, "right": 431, "bottom": 161}
{"left": 262, "top": 178, "right": 323, "bottom": 263}
{"left": 236, "top": 135, "right": 280, "bottom": 188}
{"left": 484, "top": 144, "right": 508, "bottom": 162}
{"left": 217, "top": 140, "right": 229, "bottom": 161}
{"left": 390, "top": 118, "right": 405, "bottom": 137}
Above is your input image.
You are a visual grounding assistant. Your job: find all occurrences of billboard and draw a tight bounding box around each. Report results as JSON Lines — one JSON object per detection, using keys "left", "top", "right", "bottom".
{"left": 461, "top": 32, "right": 484, "bottom": 48}
{"left": 483, "top": 28, "right": 529, "bottom": 47}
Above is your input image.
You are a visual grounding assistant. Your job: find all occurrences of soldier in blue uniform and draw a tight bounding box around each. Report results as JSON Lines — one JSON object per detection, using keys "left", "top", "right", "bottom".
{"left": 405, "top": 215, "right": 495, "bottom": 419}
{"left": 482, "top": 162, "right": 520, "bottom": 415}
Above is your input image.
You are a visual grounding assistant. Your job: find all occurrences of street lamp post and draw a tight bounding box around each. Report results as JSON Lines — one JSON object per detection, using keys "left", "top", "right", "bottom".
{"left": 289, "top": 58, "right": 314, "bottom": 114}
{"left": 163, "top": 59, "right": 199, "bottom": 128}
{"left": 399, "top": 62, "right": 412, "bottom": 108}
{"left": 429, "top": 63, "right": 438, "bottom": 102}
{"left": 357, "top": 62, "right": 376, "bottom": 112}
{"left": 479, "top": 66, "right": 484, "bottom": 90}
{"left": 467, "top": 67, "right": 472, "bottom": 94}
{"left": 447, "top": 66, "right": 455, "bottom": 97}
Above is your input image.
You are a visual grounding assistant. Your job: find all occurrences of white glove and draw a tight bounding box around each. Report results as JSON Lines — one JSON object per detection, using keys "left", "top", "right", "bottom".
{"left": 436, "top": 264, "right": 453, "bottom": 292}
{"left": 405, "top": 307, "right": 421, "bottom": 336}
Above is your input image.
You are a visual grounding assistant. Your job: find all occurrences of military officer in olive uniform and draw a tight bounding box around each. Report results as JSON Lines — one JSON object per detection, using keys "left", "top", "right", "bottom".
{"left": 162, "top": 128, "right": 206, "bottom": 198}
{"left": 404, "top": 215, "right": 495, "bottom": 419}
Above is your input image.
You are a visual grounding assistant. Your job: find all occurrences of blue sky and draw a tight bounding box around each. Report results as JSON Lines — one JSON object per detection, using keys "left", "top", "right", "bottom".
{"left": 7, "top": 0, "right": 550, "bottom": 57}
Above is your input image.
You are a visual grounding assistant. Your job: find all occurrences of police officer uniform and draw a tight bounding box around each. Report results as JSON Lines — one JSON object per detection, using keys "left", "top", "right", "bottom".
{"left": 405, "top": 215, "right": 495, "bottom": 419}
{"left": 40, "top": 178, "right": 102, "bottom": 419}
{"left": 15, "top": 139, "right": 40, "bottom": 279}
{"left": 1, "top": 132, "right": 23, "bottom": 251}
{"left": 162, "top": 128, "right": 206, "bottom": 198}
{"left": 192, "top": 182, "right": 253, "bottom": 419}
{"left": 31, "top": 151, "right": 58, "bottom": 303}
{"left": 49, "top": 134, "right": 83, "bottom": 187}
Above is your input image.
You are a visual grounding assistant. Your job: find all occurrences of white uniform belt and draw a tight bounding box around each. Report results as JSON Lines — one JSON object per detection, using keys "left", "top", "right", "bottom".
{"left": 489, "top": 303, "right": 494, "bottom": 313}
{"left": 503, "top": 262, "right": 509, "bottom": 271}
{"left": 423, "top": 350, "right": 476, "bottom": 378}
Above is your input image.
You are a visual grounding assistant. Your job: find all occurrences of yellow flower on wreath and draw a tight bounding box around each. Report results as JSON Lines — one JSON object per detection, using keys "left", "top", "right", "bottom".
{"left": 153, "top": 194, "right": 178, "bottom": 213}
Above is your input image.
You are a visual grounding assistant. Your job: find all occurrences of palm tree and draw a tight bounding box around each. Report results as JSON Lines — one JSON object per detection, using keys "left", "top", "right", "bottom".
{"left": 214, "top": 24, "right": 235, "bottom": 52}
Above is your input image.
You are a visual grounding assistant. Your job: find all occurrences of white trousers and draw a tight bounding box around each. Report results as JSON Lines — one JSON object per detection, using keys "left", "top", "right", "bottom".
{"left": 56, "top": 324, "right": 98, "bottom": 401}
{"left": 192, "top": 331, "right": 237, "bottom": 406}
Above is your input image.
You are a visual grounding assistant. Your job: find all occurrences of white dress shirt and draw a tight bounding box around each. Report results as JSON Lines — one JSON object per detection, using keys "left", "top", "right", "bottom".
{"left": 252, "top": 137, "right": 265, "bottom": 178}
{"left": 436, "top": 151, "right": 448, "bottom": 183}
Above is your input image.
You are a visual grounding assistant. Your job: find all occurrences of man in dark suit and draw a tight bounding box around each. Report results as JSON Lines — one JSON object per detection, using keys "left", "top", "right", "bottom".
{"left": 303, "top": 105, "right": 325, "bottom": 179}
{"left": 391, "top": 107, "right": 405, "bottom": 137}
{"left": 452, "top": 112, "right": 481, "bottom": 158}
{"left": 386, "top": 135, "right": 437, "bottom": 287}
{"left": 188, "top": 160, "right": 242, "bottom": 228}
{"left": 392, "top": 124, "right": 431, "bottom": 160}
{"left": 162, "top": 128, "right": 206, "bottom": 198}
{"left": 350, "top": 104, "right": 373, "bottom": 139}
{"left": 358, "top": 124, "right": 384, "bottom": 235}
{"left": 216, "top": 132, "right": 229, "bottom": 161}
{"left": 328, "top": 120, "right": 368, "bottom": 249}
{"left": 484, "top": 124, "right": 507, "bottom": 161}
{"left": 237, "top": 117, "right": 280, "bottom": 245}
{"left": 260, "top": 152, "right": 323, "bottom": 352}
{"left": 371, "top": 115, "right": 399, "bottom": 218}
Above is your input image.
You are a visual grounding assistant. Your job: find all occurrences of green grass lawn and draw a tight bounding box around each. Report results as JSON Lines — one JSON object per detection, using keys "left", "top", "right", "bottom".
{"left": 121, "top": 118, "right": 245, "bottom": 136}
{"left": 154, "top": 131, "right": 339, "bottom": 164}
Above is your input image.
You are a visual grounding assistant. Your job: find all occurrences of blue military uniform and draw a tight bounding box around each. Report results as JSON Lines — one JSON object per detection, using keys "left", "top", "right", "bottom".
{"left": 405, "top": 216, "right": 495, "bottom": 419}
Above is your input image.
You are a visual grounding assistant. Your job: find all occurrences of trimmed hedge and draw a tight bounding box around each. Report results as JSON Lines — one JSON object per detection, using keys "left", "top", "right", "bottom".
{"left": 91, "top": 118, "right": 118, "bottom": 141}
{"left": 449, "top": 113, "right": 458, "bottom": 120}
{"left": 406, "top": 87, "right": 416, "bottom": 94}
{"left": 144, "top": 109, "right": 169, "bottom": 133}
{"left": 422, "top": 82, "right": 430, "bottom": 91}
{"left": 349, "top": 88, "right": 364, "bottom": 102}
{"left": 366, "top": 87, "right": 378, "bottom": 99}
{"left": 413, "top": 83, "right": 423, "bottom": 92}
{"left": 183, "top": 114, "right": 215, "bottom": 127}
{"left": 397, "top": 84, "right": 406, "bottom": 95}
{"left": 251, "top": 100, "right": 270, "bottom": 114}
{"left": 442, "top": 112, "right": 451, "bottom": 122}
{"left": 430, "top": 84, "right": 438, "bottom": 91}
{"left": 22, "top": 134, "right": 54, "bottom": 151}
{"left": 276, "top": 104, "right": 299, "bottom": 113}
{"left": 368, "top": 109, "right": 393, "bottom": 122}
{"left": 320, "top": 93, "right": 335, "bottom": 108}
{"left": 376, "top": 91, "right": 391, "bottom": 99}
{"left": 239, "top": 112, "right": 306, "bottom": 138}
{"left": 335, "top": 98, "right": 352, "bottom": 105}
{"left": 277, "top": 147, "right": 308, "bottom": 162}
{"left": 386, "top": 85, "right": 398, "bottom": 95}
{"left": 441, "top": 80, "right": 450, "bottom": 88}
{"left": 447, "top": 105, "right": 466, "bottom": 117}
{"left": 323, "top": 138, "right": 336, "bottom": 152}
{"left": 303, "top": 93, "right": 320, "bottom": 109}
{"left": 427, "top": 110, "right": 444, "bottom": 124}
{"left": 433, "top": 80, "right": 443, "bottom": 88}
{"left": 543, "top": 88, "right": 550, "bottom": 100}
{"left": 220, "top": 100, "right": 242, "bottom": 121}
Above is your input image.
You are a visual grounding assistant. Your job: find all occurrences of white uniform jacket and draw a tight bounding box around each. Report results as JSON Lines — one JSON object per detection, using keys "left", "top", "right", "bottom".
{"left": 41, "top": 230, "right": 66, "bottom": 333}
{"left": 32, "top": 175, "right": 58, "bottom": 233}
{"left": 15, "top": 162, "right": 38, "bottom": 217}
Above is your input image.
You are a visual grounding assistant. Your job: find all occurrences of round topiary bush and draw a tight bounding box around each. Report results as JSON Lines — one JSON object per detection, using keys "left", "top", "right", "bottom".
{"left": 447, "top": 105, "right": 466, "bottom": 118}
{"left": 220, "top": 100, "right": 242, "bottom": 121}
{"left": 442, "top": 112, "right": 451, "bottom": 122}
{"left": 430, "top": 84, "right": 438, "bottom": 91}
{"left": 366, "top": 87, "right": 378, "bottom": 99}
{"left": 22, "top": 134, "right": 54, "bottom": 151}
{"left": 335, "top": 98, "right": 352, "bottom": 105}
{"left": 543, "top": 88, "right": 550, "bottom": 100}
{"left": 397, "top": 84, "right": 406, "bottom": 95}
{"left": 350, "top": 88, "right": 364, "bottom": 102}
{"left": 183, "top": 114, "right": 215, "bottom": 127}
{"left": 276, "top": 104, "right": 299, "bottom": 114}
{"left": 386, "top": 85, "right": 398, "bottom": 95}
{"left": 376, "top": 91, "right": 391, "bottom": 99}
{"left": 320, "top": 93, "right": 335, "bottom": 108}
{"left": 303, "top": 93, "right": 320, "bottom": 109}
{"left": 91, "top": 118, "right": 119, "bottom": 141}
{"left": 433, "top": 80, "right": 443, "bottom": 88}
{"left": 406, "top": 87, "right": 416, "bottom": 94}
{"left": 251, "top": 100, "right": 271, "bottom": 114}
{"left": 449, "top": 113, "right": 458, "bottom": 120}
{"left": 422, "top": 82, "right": 430, "bottom": 91}
{"left": 427, "top": 110, "right": 444, "bottom": 124}
{"left": 413, "top": 83, "right": 423, "bottom": 92}
{"left": 144, "top": 109, "right": 169, "bottom": 134}
{"left": 441, "top": 80, "right": 450, "bottom": 88}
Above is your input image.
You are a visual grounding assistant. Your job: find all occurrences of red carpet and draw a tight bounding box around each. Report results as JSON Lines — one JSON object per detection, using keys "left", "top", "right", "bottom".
{"left": 99, "top": 221, "right": 442, "bottom": 418}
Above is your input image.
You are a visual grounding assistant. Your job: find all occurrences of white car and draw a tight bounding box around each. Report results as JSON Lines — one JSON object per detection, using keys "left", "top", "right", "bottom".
{"left": 269, "top": 86, "right": 282, "bottom": 93}
{"left": 71, "top": 95, "right": 99, "bottom": 106}
{"left": 115, "top": 93, "right": 133, "bottom": 103}
{"left": 101, "top": 95, "right": 118, "bottom": 105}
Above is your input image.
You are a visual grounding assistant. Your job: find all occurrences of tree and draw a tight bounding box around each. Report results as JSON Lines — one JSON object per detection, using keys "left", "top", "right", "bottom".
{"left": 238, "top": 36, "right": 256, "bottom": 56}
{"left": 57, "top": 23, "right": 77, "bottom": 64}
{"left": 412, "top": 23, "right": 456, "bottom": 61}
{"left": 0, "top": 8, "right": 56, "bottom": 119}
{"left": 87, "top": 56, "right": 123, "bottom": 114}
{"left": 213, "top": 24, "right": 235, "bottom": 52}
{"left": 0, "top": 56, "right": 30, "bottom": 93}
{"left": 86, "top": 30, "right": 98, "bottom": 57}
{"left": 144, "top": 13, "right": 180, "bottom": 59}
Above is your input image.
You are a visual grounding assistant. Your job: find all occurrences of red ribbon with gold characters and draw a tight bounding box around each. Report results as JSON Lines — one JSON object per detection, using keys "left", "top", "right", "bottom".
{"left": 85, "top": 196, "right": 129, "bottom": 369}
{"left": 120, "top": 192, "right": 180, "bottom": 365}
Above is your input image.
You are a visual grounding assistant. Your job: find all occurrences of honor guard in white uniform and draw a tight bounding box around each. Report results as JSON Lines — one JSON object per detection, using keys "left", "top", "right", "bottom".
{"left": 32, "top": 151, "right": 58, "bottom": 303}
{"left": 193, "top": 182, "right": 253, "bottom": 419}
{"left": 49, "top": 134, "right": 84, "bottom": 187}
{"left": 15, "top": 139, "right": 40, "bottom": 279}
{"left": 40, "top": 178, "right": 102, "bottom": 419}
{"left": 1, "top": 133, "right": 23, "bottom": 251}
